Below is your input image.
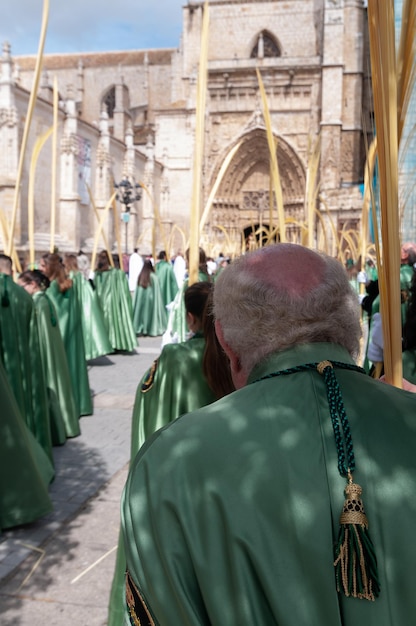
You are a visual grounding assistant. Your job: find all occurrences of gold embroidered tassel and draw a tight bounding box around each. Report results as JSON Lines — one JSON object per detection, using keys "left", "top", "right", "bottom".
{"left": 334, "top": 472, "right": 380, "bottom": 600}
{"left": 254, "top": 360, "right": 380, "bottom": 601}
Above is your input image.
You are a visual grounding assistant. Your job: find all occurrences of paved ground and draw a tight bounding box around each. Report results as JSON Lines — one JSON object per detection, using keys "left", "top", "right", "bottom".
{"left": 0, "top": 336, "right": 162, "bottom": 626}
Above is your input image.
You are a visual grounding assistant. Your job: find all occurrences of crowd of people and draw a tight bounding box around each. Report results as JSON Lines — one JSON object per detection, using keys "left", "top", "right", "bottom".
{"left": 1, "top": 242, "right": 415, "bottom": 625}
{"left": 361, "top": 243, "right": 416, "bottom": 385}
{"left": 0, "top": 244, "right": 229, "bottom": 534}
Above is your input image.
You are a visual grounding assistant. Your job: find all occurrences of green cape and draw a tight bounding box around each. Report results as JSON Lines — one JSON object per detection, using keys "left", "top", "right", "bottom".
{"left": 0, "top": 358, "right": 54, "bottom": 530}
{"left": 33, "top": 291, "right": 80, "bottom": 441}
{"left": 132, "top": 273, "right": 167, "bottom": 336}
{"left": 94, "top": 268, "right": 137, "bottom": 352}
{"left": 46, "top": 280, "right": 92, "bottom": 417}
{"left": 155, "top": 260, "right": 178, "bottom": 307}
{"left": 122, "top": 342, "right": 416, "bottom": 625}
{"left": 0, "top": 274, "right": 53, "bottom": 461}
{"left": 108, "top": 335, "right": 215, "bottom": 626}
{"left": 70, "top": 271, "right": 112, "bottom": 361}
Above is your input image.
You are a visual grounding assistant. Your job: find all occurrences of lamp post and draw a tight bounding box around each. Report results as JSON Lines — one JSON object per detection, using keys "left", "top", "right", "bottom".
{"left": 114, "top": 177, "right": 142, "bottom": 254}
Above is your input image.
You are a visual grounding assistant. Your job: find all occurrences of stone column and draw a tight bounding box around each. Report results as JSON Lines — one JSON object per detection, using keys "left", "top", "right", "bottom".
{"left": 95, "top": 106, "right": 112, "bottom": 208}
{"left": 113, "top": 75, "right": 125, "bottom": 141}
{"left": 160, "top": 148, "right": 171, "bottom": 220}
{"left": 123, "top": 122, "right": 138, "bottom": 252}
{"left": 90, "top": 105, "right": 113, "bottom": 253}
{"left": 320, "top": 0, "right": 344, "bottom": 193}
{"left": 39, "top": 69, "right": 53, "bottom": 102}
{"left": 141, "top": 135, "right": 156, "bottom": 253}
{"left": 76, "top": 60, "right": 84, "bottom": 113}
{"left": 0, "top": 42, "right": 19, "bottom": 245}
{"left": 59, "top": 84, "right": 80, "bottom": 249}
{"left": 341, "top": 0, "right": 365, "bottom": 185}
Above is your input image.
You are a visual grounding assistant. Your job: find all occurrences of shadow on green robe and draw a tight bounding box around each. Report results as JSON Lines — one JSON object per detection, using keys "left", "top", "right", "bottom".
{"left": 46, "top": 280, "right": 92, "bottom": 417}
{"left": 94, "top": 268, "right": 137, "bottom": 352}
{"left": 0, "top": 274, "right": 53, "bottom": 462}
{"left": 33, "top": 291, "right": 80, "bottom": 442}
{"left": 0, "top": 358, "right": 54, "bottom": 531}
{"left": 107, "top": 335, "right": 215, "bottom": 626}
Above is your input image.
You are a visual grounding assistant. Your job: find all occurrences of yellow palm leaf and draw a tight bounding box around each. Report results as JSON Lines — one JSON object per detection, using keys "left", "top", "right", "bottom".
{"left": 256, "top": 68, "right": 286, "bottom": 242}
{"left": 7, "top": 0, "right": 49, "bottom": 258}
{"left": 28, "top": 126, "right": 53, "bottom": 266}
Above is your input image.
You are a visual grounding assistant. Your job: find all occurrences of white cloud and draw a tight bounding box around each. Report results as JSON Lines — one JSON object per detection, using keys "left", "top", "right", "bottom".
{"left": 0, "top": 0, "right": 184, "bottom": 55}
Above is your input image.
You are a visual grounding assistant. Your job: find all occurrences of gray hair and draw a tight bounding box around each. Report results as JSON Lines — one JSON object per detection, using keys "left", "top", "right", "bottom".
{"left": 213, "top": 245, "right": 361, "bottom": 374}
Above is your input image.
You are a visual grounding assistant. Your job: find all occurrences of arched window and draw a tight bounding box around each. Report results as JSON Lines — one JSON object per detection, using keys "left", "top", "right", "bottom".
{"left": 103, "top": 86, "right": 116, "bottom": 119}
{"left": 251, "top": 31, "right": 281, "bottom": 59}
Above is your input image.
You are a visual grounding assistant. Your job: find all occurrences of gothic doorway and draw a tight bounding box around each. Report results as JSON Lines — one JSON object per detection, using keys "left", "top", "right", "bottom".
{"left": 206, "top": 128, "right": 307, "bottom": 251}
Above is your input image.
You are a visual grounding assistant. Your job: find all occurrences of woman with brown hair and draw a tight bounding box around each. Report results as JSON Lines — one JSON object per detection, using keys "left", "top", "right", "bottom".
{"left": 63, "top": 253, "right": 112, "bottom": 361}
{"left": 18, "top": 268, "right": 80, "bottom": 442}
{"left": 0, "top": 254, "right": 53, "bottom": 462}
{"left": 155, "top": 249, "right": 178, "bottom": 307}
{"left": 108, "top": 280, "right": 232, "bottom": 626}
{"left": 163, "top": 246, "right": 211, "bottom": 344}
{"left": 202, "top": 288, "right": 235, "bottom": 400}
{"left": 40, "top": 253, "right": 92, "bottom": 417}
{"left": 93, "top": 250, "right": 137, "bottom": 352}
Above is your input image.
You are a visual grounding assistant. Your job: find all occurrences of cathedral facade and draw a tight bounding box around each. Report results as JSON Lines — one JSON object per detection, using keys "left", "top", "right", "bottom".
{"left": 0, "top": 0, "right": 371, "bottom": 259}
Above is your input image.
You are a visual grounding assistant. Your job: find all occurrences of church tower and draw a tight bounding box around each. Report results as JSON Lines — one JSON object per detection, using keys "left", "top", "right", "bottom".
{"left": 152, "top": 0, "right": 370, "bottom": 253}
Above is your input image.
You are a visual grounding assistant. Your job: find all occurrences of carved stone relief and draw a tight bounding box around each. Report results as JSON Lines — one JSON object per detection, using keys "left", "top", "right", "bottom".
{"left": 207, "top": 128, "right": 307, "bottom": 237}
{"left": 0, "top": 107, "right": 18, "bottom": 128}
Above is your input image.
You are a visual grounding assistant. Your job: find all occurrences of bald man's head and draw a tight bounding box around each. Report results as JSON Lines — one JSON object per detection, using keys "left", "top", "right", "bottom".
{"left": 214, "top": 244, "right": 361, "bottom": 376}
{"left": 243, "top": 244, "right": 326, "bottom": 298}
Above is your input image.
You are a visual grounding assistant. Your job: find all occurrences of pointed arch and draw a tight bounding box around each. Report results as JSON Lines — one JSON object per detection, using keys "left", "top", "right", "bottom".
{"left": 250, "top": 30, "right": 281, "bottom": 59}
{"left": 102, "top": 85, "right": 116, "bottom": 119}
{"left": 205, "top": 128, "right": 307, "bottom": 243}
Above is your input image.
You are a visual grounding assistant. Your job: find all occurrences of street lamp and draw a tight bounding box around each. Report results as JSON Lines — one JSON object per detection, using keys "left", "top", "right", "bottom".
{"left": 114, "top": 177, "right": 142, "bottom": 253}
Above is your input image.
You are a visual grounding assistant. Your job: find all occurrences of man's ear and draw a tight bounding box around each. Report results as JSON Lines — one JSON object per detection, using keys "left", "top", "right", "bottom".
{"left": 215, "top": 320, "right": 248, "bottom": 389}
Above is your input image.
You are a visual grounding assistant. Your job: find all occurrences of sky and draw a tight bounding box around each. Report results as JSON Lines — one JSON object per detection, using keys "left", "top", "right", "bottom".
{"left": 0, "top": 0, "right": 185, "bottom": 56}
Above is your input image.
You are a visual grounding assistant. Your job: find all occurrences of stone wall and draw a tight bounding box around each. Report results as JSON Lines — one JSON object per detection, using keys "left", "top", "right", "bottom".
{"left": 0, "top": 0, "right": 374, "bottom": 260}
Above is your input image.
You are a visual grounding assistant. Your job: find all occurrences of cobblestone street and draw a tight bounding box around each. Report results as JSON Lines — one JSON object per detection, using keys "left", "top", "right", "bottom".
{"left": 0, "top": 336, "right": 161, "bottom": 626}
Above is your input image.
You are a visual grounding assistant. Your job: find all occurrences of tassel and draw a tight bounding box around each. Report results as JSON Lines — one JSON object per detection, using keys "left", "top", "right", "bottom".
{"left": 252, "top": 360, "right": 380, "bottom": 601}
{"left": 334, "top": 472, "right": 380, "bottom": 601}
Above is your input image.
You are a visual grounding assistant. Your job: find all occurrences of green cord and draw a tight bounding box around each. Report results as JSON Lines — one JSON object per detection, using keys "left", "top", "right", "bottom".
{"left": 251, "top": 360, "right": 365, "bottom": 477}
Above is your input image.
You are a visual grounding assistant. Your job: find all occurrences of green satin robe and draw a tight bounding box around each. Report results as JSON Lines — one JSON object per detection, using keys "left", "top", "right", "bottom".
{"left": 33, "top": 291, "right": 80, "bottom": 441}
{"left": 122, "top": 342, "right": 416, "bottom": 625}
{"left": 46, "top": 280, "right": 92, "bottom": 417}
{"left": 108, "top": 334, "right": 215, "bottom": 626}
{"left": 130, "top": 334, "right": 215, "bottom": 457}
{"left": 0, "top": 274, "right": 53, "bottom": 462}
{"left": 0, "top": 358, "right": 54, "bottom": 531}
{"left": 94, "top": 268, "right": 137, "bottom": 352}
{"left": 70, "top": 271, "right": 112, "bottom": 361}
{"left": 132, "top": 273, "right": 167, "bottom": 336}
{"left": 155, "top": 260, "right": 178, "bottom": 307}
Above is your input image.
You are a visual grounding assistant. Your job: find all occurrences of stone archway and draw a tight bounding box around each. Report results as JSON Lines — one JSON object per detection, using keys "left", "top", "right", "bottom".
{"left": 206, "top": 128, "right": 307, "bottom": 246}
